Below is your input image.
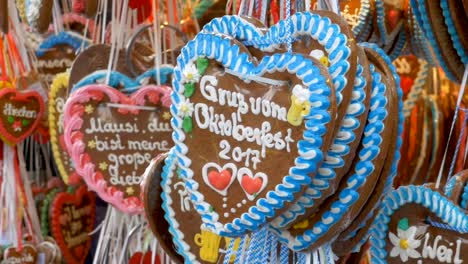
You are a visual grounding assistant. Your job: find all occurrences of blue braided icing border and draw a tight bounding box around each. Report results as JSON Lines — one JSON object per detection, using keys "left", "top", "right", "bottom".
{"left": 441, "top": 0, "right": 468, "bottom": 65}
{"left": 171, "top": 33, "right": 333, "bottom": 236}
{"left": 201, "top": 12, "right": 351, "bottom": 107}
{"left": 160, "top": 150, "right": 200, "bottom": 264}
{"left": 369, "top": 185, "right": 468, "bottom": 263}
{"left": 374, "top": 0, "right": 387, "bottom": 44}
{"left": 36, "top": 31, "right": 84, "bottom": 57}
{"left": 346, "top": 42, "right": 404, "bottom": 253}
{"left": 411, "top": 0, "right": 458, "bottom": 81}
{"left": 72, "top": 66, "right": 174, "bottom": 93}
{"left": 271, "top": 63, "right": 388, "bottom": 252}
{"left": 352, "top": 0, "right": 371, "bottom": 39}
{"left": 272, "top": 57, "right": 368, "bottom": 228}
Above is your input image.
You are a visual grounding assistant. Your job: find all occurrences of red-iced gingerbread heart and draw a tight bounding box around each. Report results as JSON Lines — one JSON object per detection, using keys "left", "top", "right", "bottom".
{"left": 0, "top": 88, "right": 45, "bottom": 145}
{"left": 50, "top": 185, "right": 96, "bottom": 264}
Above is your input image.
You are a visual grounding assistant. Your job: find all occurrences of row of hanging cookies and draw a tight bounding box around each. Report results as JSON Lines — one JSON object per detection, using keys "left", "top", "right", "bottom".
{"left": 129, "top": 0, "right": 412, "bottom": 260}
{"left": 0, "top": 0, "right": 466, "bottom": 264}
{"left": 340, "top": 0, "right": 468, "bottom": 262}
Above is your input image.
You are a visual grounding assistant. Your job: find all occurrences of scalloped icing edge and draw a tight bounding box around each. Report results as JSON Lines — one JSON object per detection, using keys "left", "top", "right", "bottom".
{"left": 36, "top": 31, "right": 85, "bottom": 57}
{"left": 48, "top": 72, "right": 75, "bottom": 184}
{"left": 63, "top": 84, "right": 172, "bottom": 214}
{"left": 160, "top": 150, "right": 201, "bottom": 264}
{"left": 441, "top": 0, "right": 468, "bottom": 65}
{"left": 411, "top": 0, "right": 458, "bottom": 81}
{"left": 273, "top": 56, "right": 368, "bottom": 228}
{"left": 341, "top": 42, "right": 404, "bottom": 253}
{"left": 171, "top": 32, "right": 333, "bottom": 236}
{"left": 201, "top": 12, "right": 352, "bottom": 107}
{"left": 271, "top": 62, "right": 389, "bottom": 252}
{"left": 351, "top": 0, "right": 372, "bottom": 39}
{"left": 72, "top": 66, "right": 174, "bottom": 93}
{"left": 369, "top": 185, "right": 468, "bottom": 263}
{"left": 50, "top": 185, "right": 96, "bottom": 264}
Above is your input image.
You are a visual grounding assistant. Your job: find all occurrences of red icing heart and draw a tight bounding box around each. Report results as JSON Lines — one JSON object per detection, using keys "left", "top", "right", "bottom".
{"left": 241, "top": 175, "right": 263, "bottom": 195}
{"left": 0, "top": 88, "right": 44, "bottom": 145}
{"left": 50, "top": 185, "right": 96, "bottom": 264}
{"left": 208, "top": 170, "right": 232, "bottom": 190}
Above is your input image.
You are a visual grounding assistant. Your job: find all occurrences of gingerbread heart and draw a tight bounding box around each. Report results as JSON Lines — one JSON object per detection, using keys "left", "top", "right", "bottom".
{"left": 272, "top": 45, "right": 370, "bottom": 229}
{"left": 171, "top": 31, "right": 335, "bottom": 236}
{"left": 332, "top": 43, "right": 403, "bottom": 254}
{"left": 49, "top": 73, "right": 79, "bottom": 184}
{"left": 3, "top": 244, "right": 38, "bottom": 264}
{"left": 368, "top": 185, "right": 468, "bottom": 263}
{"left": 50, "top": 186, "right": 95, "bottom": 264}
{"left": 35, "top": 32, "right": 83, "bottom": 84}
{"left": 0, "top": 88, "right": 45, "bottom": 145}
{"left": 202, "top": 12, "right": 360, "bottom": 228}
{"left": 64, "top": 84, "right": 172, "bottom": 213}
{"left": 141, "top": 153, "right": 183, "bottom": 263}
{"left": 272, "top": 52, "right": 395, "bottom": 252}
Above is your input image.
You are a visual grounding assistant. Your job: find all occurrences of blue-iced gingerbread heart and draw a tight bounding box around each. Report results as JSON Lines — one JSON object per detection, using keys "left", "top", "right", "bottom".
{"left": 171, "top": 32, "right": 335, "bottom": 236}
{"left": 368, "top": 184, "right": 468, "bottom": 264}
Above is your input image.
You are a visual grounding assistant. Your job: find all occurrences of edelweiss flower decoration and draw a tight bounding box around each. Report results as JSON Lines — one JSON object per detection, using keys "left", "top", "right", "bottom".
{"left": 178, "top": 99, "right": 194, "bottom": 118}
{"left": 183, "top": 63, "right": 201, "bottom": 84}
{"left": 178, "top": 57, "right": 209, "bottom": 133}
{"left": 389, "top": 218, "right": 422, "bottom": 262}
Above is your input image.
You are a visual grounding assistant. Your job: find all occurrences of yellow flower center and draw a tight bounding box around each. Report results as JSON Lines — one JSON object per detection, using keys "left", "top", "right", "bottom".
{"left": 181, "top": 104, "right": 190, "bottom": 113}
{"left": 320, "top": 56, "right": 329, "bottom": 67}
{"left": 186, "top": 72, "right": 194, "bottom": 80}
{"left": 399, "top": 239, "right": 409, "bottom": 249}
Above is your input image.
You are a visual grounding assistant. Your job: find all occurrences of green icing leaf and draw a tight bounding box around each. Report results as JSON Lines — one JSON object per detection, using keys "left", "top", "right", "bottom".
{"left": 209, "top": 206, "right": 214, "bottom": 212}
{"left": 7, "top": 116, "right": 14, "bottom": 124}
{"left": 22, "top": 119, "right": 30, "bottom": 126}
{"left": 182, "top": 116, "right": 193, "bottom": 133}
{"left": 398, "top": 218, "right": 409, "bottom": 231}
{"left": 197, "top": 57, "right": 209, "bottom": 75}
{"left": 184, "top": 83, "right": 195, "bottom": 97}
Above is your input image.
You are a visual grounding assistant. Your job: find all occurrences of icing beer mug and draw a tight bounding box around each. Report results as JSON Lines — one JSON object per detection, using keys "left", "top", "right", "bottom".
{"left": 287, "top": 84, "right": 312, "bottom": 126}
{"left": 194, "top": 229, "right": 222, "bottom": 263}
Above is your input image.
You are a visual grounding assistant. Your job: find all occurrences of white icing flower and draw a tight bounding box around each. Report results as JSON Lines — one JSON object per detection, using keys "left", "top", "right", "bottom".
{"left": 309, "top": 49, "right": 329, "bottom": 67}
{"left": 309, "top": 50, "right": 325, "bottom": 60}
{"left": 292, "top": 85, "right": 311, "bottom": 104}
{"left": 389, "top": 226, "right": 422, "bottom": 262}
{"left": 183, "top": 63, "right": 200, "bottom": 83}
{"left": 178, "top": 99, "right": 194, "bottom": 118}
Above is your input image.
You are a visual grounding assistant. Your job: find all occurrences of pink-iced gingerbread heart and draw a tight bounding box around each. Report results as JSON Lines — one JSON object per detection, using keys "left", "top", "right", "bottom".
{"left": 63, "top": 84, "right": 173, "bottom": 213}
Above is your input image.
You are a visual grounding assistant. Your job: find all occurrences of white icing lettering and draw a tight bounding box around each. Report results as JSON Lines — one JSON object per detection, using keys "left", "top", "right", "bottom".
{"left": 3, "top": 103, "right": 37, "bottom": 118}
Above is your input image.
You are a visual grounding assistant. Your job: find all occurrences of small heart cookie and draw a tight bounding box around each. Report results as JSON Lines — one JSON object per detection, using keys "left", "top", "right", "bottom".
{"left": 0, "top": 88, "right": 45, "bottom": 145}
